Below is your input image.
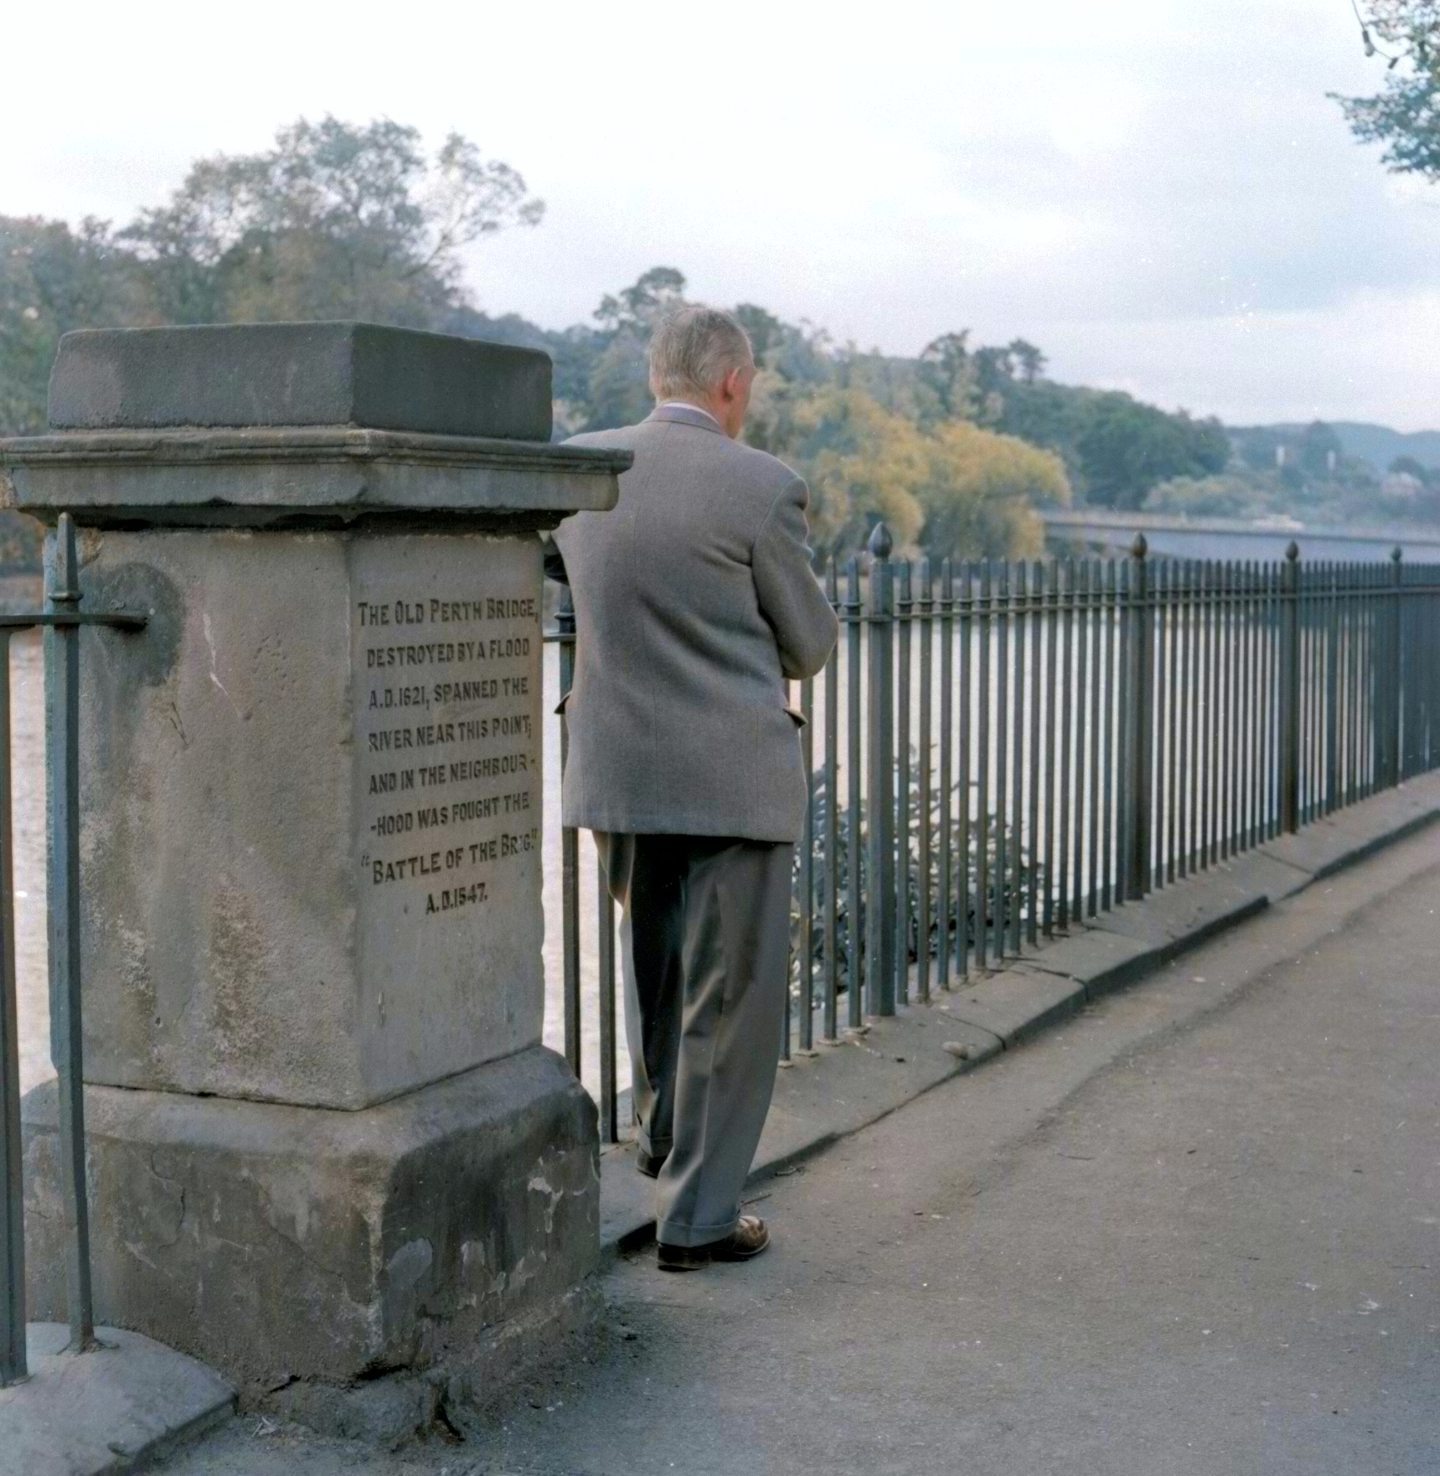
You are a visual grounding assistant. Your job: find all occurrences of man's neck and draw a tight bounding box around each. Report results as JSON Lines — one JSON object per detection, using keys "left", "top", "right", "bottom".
{"left": 657, "top": 398, "right": 722, "bottom": 428}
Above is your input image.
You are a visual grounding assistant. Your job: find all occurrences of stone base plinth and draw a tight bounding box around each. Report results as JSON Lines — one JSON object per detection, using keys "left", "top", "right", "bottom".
{"left": 21, "top": 1046, "right": 597, "bottom": 1393}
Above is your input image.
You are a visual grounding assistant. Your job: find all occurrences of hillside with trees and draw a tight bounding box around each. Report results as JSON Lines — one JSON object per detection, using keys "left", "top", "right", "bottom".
{"left": 3, "top": 113, "right": 1436, "bottom": 572}
{"left": 1148, "top": 421, "right": 1440, "bottom": 529}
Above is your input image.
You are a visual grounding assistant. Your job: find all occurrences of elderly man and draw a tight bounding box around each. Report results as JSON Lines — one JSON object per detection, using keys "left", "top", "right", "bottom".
{"left": 547, "top": 305, "right": 837, "bottom": 1270}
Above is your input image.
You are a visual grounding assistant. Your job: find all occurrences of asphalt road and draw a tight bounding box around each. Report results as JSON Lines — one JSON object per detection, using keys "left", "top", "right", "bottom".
{"left": 159, "top": 824, "right": 1440, "bottom": 1476}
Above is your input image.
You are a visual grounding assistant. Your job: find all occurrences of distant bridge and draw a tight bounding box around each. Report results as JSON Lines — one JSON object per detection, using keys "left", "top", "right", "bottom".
{"left": 1040, "top": 509, "right": 1440, "bottom": 563}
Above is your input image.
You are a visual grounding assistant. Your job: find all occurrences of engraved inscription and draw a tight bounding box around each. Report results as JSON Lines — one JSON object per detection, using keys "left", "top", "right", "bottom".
{"left": 356, "top": 593, "right": 540, "bottom": 919}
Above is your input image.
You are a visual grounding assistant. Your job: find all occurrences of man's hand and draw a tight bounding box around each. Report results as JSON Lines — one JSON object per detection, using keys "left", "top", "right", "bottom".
{"left": 753, "top": 478, "right": 838, "bottom": 681}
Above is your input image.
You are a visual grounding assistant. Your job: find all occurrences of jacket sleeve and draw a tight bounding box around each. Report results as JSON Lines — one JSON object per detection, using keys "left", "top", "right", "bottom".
{"left": 752, "top": 477, "right": 839, "bottom": 681}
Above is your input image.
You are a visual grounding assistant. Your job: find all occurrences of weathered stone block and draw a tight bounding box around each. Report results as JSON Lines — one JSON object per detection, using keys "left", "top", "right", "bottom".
{"left": 22, "top": 1046, "right": 597, "bottom": 1392}
{"left": 75, "top": 526, "right": 546, "bottom": 1109}
{"left": 48, "top": 323, "right": 553, "bottom": 440}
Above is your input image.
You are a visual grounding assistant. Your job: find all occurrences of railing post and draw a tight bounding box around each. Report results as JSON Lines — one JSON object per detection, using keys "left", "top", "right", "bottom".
{"left": 843, "top": 557, "right": 864, "bottom": 1034}
{"left": 1125, "top": 535, "right": 1153, "bottom": 900}
{"left": 555, "top": 584, "right": 582, "bottom": 1080}
{"left": 596, "top": 877, "right": 618, "bottom": 1143}
{"left": 798, "top": 670, "right": 817, "bottom": 1052}
{"left": 915, "top": 558, "right": 933, "bottom": 1003}
{"left": 0, "top": 625, "right": 24, "bottom": 1386}
{"left": 865, "top": 523, "right": 896, "bottom": 1017}
{"left": 45, "top": 513, "right": 96, "bottom": 1353}
{"left": 1280, "top": 541, "right": 1302, "bottom": 834}
{"left": 822, "top": 557, "right": 840, "bottom": 1042}
{"left": 894, "top": 561, "right": 913, "bottom": 1007}
{"left": 1389, "top": 546, "right": 1403, "bottom": 788}
{"left": 937, "top": 559, "right": 955, "bottom": 986}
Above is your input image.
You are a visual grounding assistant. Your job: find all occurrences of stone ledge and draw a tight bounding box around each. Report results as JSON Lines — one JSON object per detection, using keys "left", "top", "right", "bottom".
{"left": 0, "top": 1324, "right": 234, "bottom": 1476}
{"left": 1257, "top": 773, "right": 1440, "bottom": 881}
{"left": 0, "top": 427, "right": 628, "bottom": 530}
{"left": 0, "top": 425, "right": 631, "bottom": 473}
{"left": 1085, "top": 875, "right": 1268, "bottom": 956}
{"left": 1022, "top": 928, "right": 1154, "bottom": 998}
{"left": 939, "top": 967, "right": 1086, "bottom": 1046}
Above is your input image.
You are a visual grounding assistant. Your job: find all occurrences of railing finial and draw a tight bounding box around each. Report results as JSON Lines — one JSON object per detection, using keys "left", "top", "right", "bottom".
{"left": 867, "top": 521, "right": 893, "bottom": 561}
{"left": 1285, "top": 540, "right": 1300, "bottom": 563}
{"left": 1392, "top": 545, "right": 1403, "bottom": 563}
{"left": 1130, "top": 532, "right": 1148, "bottom": 560}
{"left": 47, "top": 512, "right": 82, "bottom": 608}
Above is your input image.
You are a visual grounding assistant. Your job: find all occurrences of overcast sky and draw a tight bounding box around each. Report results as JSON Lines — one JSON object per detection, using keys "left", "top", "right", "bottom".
{"left": 4, "top": 0, "right": 1435, "bottom": 429}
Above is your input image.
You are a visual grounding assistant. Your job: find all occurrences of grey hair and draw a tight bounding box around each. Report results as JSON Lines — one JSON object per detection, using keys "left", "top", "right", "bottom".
{"left": 648, "top": 305, "right": 753, "bottom": 400}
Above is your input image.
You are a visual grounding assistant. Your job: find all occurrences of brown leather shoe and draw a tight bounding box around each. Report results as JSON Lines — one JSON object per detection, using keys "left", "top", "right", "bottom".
{"left": 656, "top": 1215, "right": 770, "bottom": 1271}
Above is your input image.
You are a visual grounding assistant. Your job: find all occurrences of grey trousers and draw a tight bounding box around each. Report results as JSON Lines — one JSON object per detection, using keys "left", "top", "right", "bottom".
{"left": 594, "top": 832, "right": 794, "bottom": 1249}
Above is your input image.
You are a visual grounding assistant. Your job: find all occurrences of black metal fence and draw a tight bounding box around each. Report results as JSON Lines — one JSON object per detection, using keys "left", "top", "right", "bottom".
{"left": 548, "top": 532, "right": 1440, "bottom": 1145}
{"left": 0, "top": 515, "right": 145, "bottom": 1387}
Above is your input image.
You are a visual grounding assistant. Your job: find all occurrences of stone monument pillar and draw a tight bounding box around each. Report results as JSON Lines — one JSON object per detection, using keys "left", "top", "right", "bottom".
{"left": 0, "top": 323, "right": 626, "bottom": 1393}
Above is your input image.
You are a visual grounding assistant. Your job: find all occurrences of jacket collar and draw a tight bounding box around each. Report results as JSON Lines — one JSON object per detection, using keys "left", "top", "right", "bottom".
{"left": 646, "top": 403, "right": 727, "bottom": 436}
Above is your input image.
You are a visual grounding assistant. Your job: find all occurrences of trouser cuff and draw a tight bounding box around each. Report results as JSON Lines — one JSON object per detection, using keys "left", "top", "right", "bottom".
{"left": 655, "top": 1213, "right": 739, "bottom": 1249}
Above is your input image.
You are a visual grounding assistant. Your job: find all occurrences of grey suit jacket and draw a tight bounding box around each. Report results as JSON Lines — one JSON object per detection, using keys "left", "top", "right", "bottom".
{"left": 549, "top": 404, "right": 838, "bottom": 843}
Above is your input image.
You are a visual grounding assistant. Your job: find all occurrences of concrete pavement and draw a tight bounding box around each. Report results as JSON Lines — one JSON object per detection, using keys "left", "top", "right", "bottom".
{"left": 153, "top": 823, "right": 1440, "bottom": 1475}
{"left": 0, "top": 1326, "right": 233, "bottom": 1476}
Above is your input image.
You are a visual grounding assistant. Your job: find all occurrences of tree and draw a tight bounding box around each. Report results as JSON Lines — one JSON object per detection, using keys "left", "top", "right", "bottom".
{"left": 733, "top": 302, "right": 785, "bottom": 364}
{"left": 0, "top": 215, "right": 152, "bottom": 562}
{"left": 594, "top": 266, "right": 686, "bottom": 333}
{"left": 743, "top": 369, "right": 812, "bottom": 458}
{"left": 917, "top": 331, "right": 981, "bottom": 424}
{"left": 1333, "top": 3, "right": 1440, "bottom": 181}
{"left": 0, "top": 116, "right": 546, "bottom": 571}
{"left": 585, "top": 334, "right": 656, "bottom": 431}
{"left": 784, "top": 388, "right": 928, "bottom": 552}
{"left": 582, "top": 268, "right": 689, "bottom": 431}
{"left": 0, "top": 215, "right": 155, "bottom": 435}
{"left": 916, "top": 421, "right": 1070, "bottom": 558}
{"left": 975, "top": 338, "right": 1047, "bottom": 396}
{"left": 971, "top": 338, "right": 1049, "bottom": 427}
{"left": 1298, "top": 420, "right": 1344, "bottom": 476}
{"left": 1008, "top": 339, "right": 1046, "bottom": 385}
{"left": 771, "top": 386, "right": 1069, "bottom": 559}
{"left": 122, "top": 116, "right": 543, "bottom": 325}
{"left": 1147, "top": 472, "right": 1284, "bottom": 520}
{"left": 736, "top": 307, "right": 834, "bottom": 456}
{"left": 1073, "top": 393, "right": 1229, "bottom": 509}
{"left": 1389, "top": 454, "right": 1436, "bottom": 482}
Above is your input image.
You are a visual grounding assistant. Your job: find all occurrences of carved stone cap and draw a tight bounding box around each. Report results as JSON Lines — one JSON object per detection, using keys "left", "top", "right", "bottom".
{"left": 47, "top": 321, "right": 554, "bottom": 440}
{"left": 0, "top": 427, "right": 629, "bottom": 530}
{"left": 1, "top": 323, "right": 632, "bottom": 530}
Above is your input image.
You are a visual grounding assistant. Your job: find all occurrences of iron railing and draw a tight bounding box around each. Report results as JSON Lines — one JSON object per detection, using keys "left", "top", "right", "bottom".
{"left": 0, "top": 514, "right": 145, "bottom": 1386}
{"left": 547, "top": 533, "right": 1440, "bottom": 1142}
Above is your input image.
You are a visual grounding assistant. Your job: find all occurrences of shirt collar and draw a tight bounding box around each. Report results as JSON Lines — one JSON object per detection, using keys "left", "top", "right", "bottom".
{"left": 653, "top": 400, "right": 724, "bottom": 431}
